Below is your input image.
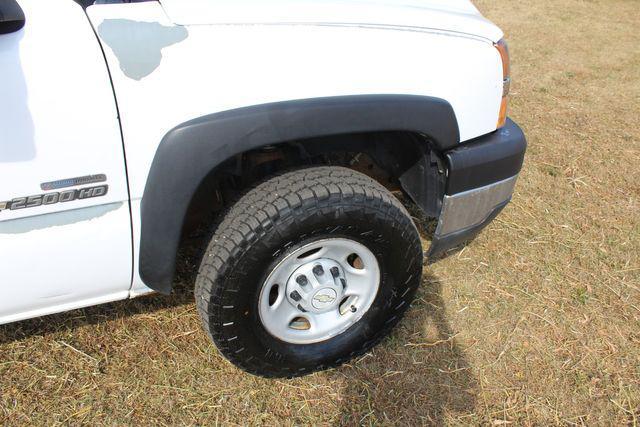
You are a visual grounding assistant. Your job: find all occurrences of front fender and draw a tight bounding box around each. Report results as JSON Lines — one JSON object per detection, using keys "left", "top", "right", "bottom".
{"left": 139, "top": 94, "right": 459, "bottom": 293}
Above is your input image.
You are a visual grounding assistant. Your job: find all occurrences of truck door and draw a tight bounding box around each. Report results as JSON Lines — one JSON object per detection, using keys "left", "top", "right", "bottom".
{"left": 0, "top": 0, "right": 133, "bottom": 323}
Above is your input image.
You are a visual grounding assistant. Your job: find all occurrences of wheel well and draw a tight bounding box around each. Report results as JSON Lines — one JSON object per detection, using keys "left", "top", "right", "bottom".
{"left": 179, "top": 131, "right": 438, "bottom": 242}
{"left": 139, "top": 95, "right": 458, "bottom": 292}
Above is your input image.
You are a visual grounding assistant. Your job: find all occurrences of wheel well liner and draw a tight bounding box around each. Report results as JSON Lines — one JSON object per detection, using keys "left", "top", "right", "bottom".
{"left": 139, "top": 94, "right": 459, "bottom": 293}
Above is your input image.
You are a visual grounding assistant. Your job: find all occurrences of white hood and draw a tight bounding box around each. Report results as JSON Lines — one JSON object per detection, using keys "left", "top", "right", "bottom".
{"left": 159, "top": 0, "right": 503, "bottom": 42}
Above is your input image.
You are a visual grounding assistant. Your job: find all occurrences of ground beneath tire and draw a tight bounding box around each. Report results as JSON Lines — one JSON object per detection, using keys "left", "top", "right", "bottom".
{"left": 1, "top": 0, "right": 638, "bottom": 424}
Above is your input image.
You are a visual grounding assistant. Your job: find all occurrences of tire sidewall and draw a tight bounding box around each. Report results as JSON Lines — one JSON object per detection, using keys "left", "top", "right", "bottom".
{"left": 213, "top": 198, "right": 421, "bottom": 372}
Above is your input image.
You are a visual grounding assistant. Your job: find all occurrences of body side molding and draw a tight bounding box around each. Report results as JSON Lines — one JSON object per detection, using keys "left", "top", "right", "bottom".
{"left": 139, "top": 94, "right": 459, "bottom": 293}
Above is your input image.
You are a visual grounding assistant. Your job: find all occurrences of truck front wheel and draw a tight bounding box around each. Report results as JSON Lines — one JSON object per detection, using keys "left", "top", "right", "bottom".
{"left": 194, "top": 166, "right": 423, "bottom": 377}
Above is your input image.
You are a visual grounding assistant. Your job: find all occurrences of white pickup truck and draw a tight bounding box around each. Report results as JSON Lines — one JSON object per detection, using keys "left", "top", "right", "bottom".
{"left": 0, "top": 0, "right": 526, "bottom": 377}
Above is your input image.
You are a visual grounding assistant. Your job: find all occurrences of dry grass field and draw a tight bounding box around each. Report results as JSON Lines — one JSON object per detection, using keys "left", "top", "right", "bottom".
{"left": 1, "top": 0, "right": 639, "bottom": 425}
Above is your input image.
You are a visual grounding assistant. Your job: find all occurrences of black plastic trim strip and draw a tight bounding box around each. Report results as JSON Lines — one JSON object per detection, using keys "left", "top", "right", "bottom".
{"left": 139, "top": 95, "right": 459, "bottom": 293}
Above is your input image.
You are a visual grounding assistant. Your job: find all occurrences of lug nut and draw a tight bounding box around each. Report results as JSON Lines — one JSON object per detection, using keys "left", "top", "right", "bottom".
{"left": 330, "top": 266, "right": 340, "bottom": 278}
{"left": 296, "top": 275, "right": 308, "bottom": 286}
{"left": 312, "top": 264, "right": 324, "bottom": 276}
{"left": 290, "top": 291, "right": 302, "bottom": 302}
{"left": 350, "top": 305, "right": 357, "bottom": 313}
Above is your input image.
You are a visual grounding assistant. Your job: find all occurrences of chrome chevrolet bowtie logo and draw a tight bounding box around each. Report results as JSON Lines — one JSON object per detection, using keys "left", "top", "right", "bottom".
{"left": 313, "top": 294, "right": 335, "bottom": 304}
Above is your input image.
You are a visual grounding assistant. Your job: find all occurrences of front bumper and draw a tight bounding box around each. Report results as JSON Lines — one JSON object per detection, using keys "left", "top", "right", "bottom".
{"left": 427, "top": 118, "right": 527, "bottom": 257}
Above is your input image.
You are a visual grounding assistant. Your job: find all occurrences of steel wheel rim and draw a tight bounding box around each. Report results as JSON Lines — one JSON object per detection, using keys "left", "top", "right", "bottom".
{"left": 258, "top": 238, "right": 381, "bottom": 344}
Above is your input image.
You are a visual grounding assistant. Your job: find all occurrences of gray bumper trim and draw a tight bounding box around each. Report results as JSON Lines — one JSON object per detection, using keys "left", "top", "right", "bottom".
{"left": 427, "top": 175, "right": 518, "bottom": 256}
{"left": 436, "top": 175, "right": 518, "bottom": 236}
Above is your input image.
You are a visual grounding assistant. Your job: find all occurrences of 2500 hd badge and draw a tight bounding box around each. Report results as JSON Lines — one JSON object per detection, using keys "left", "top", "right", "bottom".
{"left": 0, "top": 185, "right": 109, "bottom": 213}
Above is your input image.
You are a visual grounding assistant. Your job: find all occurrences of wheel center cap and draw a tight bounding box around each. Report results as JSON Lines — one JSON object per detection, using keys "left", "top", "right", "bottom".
{"left": 312, "top": 288, "right": 338, "bottom": 309}
{"left": 285, "top": 257, "right": 346, "bottom": 313}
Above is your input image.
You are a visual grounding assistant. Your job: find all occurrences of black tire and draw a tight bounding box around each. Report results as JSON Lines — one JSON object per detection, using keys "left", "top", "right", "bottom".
{"left": 195, "top": 166, "right": 423, "bottom": 377}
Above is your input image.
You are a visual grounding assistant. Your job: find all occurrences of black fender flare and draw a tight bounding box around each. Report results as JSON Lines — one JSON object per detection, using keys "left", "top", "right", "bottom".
{"left": 139, "top": 94, "right": 459, "bottom": 293}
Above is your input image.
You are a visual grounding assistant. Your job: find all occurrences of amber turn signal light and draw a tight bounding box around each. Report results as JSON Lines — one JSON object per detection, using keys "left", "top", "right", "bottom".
{"left": 495, "top": 39, "right": 510, "bottom": 128}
